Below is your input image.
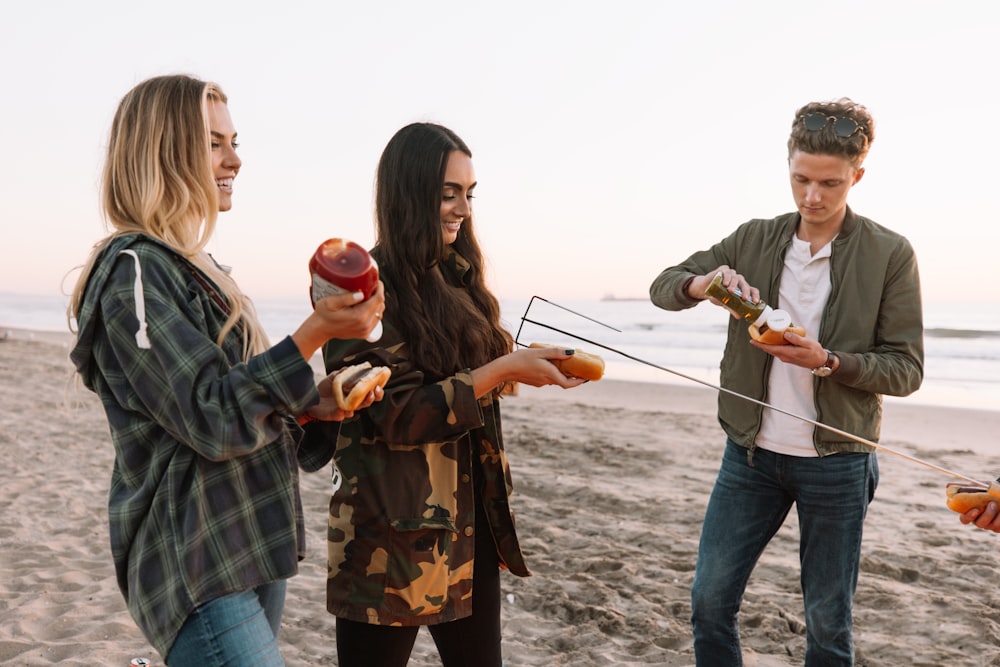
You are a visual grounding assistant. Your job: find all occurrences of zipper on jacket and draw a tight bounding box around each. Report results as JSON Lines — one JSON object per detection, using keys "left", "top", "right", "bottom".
{"left": 746, "top": 241, "right": 791, "bottom": 469}
{"left": 811, "top": 234, "right": 838, "bottom": 453}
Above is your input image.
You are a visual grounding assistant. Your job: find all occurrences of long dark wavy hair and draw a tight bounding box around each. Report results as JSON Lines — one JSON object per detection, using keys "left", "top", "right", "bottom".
{"left": 372, "top": 122, "right": 512, "bottom": 380}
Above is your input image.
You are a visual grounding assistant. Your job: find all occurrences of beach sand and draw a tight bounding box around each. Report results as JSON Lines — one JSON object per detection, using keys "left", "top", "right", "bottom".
{"left": 2, "top": 329, "right": 1000, "bottom": 666}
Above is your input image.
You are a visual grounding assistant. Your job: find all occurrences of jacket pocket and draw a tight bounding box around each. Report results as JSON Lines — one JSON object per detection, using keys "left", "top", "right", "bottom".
{"left": 382, "top": 517, "right": 461, "bottom": 617}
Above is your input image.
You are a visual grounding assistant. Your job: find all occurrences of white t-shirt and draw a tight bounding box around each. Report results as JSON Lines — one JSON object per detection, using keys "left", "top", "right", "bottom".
{"left": 755, "top": 235, "right": 832, "bottom": 457}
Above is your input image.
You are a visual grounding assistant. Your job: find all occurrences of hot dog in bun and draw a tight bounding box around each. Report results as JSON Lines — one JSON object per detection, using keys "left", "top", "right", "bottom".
{"left": 530, "top": 343, "right": 605, "bottom": 381}
{"left": 332, "top": 362, "right": 392, "bottom": 411}
{"left": 748, "top": 309, "right": 806, "bottom": 345}
{"left": 945, "top": 480, "right": 1000, "bottom": 514}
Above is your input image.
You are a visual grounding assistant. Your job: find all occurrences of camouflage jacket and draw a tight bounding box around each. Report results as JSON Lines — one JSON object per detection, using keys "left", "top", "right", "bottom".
{"left": 300, "top": 252, "right": 529, "bottom": 627}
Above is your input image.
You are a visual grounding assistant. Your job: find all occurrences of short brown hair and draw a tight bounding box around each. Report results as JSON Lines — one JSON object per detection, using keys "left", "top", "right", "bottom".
{"left": 787, "top": 98, "right": 874, "bottom": 168}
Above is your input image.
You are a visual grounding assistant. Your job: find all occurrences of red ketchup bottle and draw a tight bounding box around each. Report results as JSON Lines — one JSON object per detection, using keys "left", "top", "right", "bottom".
{"left": 309, "top": 238, "right": 382, "bottom": 342}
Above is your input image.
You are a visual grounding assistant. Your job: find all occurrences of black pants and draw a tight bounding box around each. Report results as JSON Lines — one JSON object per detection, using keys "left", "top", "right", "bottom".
{"left": 335, "top": 501, "right": 503, "bottom": 667}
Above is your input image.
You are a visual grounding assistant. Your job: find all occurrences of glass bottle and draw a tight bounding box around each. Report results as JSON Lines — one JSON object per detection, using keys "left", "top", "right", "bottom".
{"left": 704, "top": 272, "right": 772, "bottom": 327}
{"left": 309, "top": 238, "right": 382, "bottom": 342}
{"left": 703, "top": 272, "right": 794, "bottom": 337}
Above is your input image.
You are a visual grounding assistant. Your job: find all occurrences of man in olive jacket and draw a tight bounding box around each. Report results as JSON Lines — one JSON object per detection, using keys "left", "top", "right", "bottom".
{"left": 649, "top": 98, "right": 923, "bottom": 666}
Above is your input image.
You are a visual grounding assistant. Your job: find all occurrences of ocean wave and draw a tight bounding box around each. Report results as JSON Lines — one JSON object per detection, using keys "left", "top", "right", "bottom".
{"left": 925, "top": 327, "right": 1000, "bottom": 339}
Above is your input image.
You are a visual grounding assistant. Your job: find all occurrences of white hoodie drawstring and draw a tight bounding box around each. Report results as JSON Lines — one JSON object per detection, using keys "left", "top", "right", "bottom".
{"left": 118, "top": 250, "right": 152, "bottom": 349}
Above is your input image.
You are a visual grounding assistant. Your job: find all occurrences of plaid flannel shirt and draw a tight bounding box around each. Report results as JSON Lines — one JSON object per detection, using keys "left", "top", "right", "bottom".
{"left": 71, "top": 234, "right": 319, "bottom": 657}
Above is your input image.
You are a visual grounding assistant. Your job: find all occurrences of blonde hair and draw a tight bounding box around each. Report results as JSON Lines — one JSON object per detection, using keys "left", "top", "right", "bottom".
{"left": 70, "top": 74, "right": 267, "bottom": 358}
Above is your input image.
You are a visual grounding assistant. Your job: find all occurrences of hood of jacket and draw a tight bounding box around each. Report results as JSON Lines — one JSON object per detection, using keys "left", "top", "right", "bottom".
{"left": 71, "top": 234, "right": 166, "bottom": 387}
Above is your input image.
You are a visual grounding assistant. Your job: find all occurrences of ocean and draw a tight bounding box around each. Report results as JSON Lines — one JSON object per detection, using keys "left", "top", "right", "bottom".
{"left": 4, "top": 291, "right": 999, "bottom": 413}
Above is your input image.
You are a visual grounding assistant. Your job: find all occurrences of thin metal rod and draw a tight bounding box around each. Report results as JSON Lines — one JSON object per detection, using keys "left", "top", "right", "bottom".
{"left": 528, "top": 296, "right": 623, "bottom": 332}
{"left": 514, "top": 296, "right": 621, "bottom": 351}
{"left": 516, "top": 301, "right": 989, "bottom": 488}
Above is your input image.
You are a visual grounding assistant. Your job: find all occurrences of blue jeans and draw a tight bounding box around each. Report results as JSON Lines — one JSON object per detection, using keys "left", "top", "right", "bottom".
{"left": 691, "top": 439, "right": 878, "bottom": 666}
{"left": 166, "top": 580, "right": 287, "bottom": 667}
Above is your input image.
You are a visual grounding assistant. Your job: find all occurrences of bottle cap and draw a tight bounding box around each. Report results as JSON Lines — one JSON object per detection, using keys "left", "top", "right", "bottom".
{"left": 366, "top": 320, "right": 383, "bottom": 343}
{"left": 765, "top": 309, "right": 792, "bottom": 331}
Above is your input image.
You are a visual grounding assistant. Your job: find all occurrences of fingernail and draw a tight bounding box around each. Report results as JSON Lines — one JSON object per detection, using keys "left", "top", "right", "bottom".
{"left": 352, "top": 291, "right": 364, "bottom": 301}
{"left": 564, "top": 349, "right": 575, "bottom": 355}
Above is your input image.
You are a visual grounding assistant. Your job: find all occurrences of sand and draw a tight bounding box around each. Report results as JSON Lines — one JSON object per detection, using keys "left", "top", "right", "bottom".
{"left": 2, "top": 328, "right": 1000, "bottom": 666}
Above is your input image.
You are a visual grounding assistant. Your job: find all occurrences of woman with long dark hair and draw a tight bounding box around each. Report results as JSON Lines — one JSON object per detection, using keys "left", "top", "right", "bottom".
{"left": 304, "top": 122, "right": 585, "bottom": 666}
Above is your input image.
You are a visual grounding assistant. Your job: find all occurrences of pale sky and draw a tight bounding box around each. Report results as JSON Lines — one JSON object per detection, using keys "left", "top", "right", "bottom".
{"left": 2, "top": 0, "right": 997, "bottom": 305}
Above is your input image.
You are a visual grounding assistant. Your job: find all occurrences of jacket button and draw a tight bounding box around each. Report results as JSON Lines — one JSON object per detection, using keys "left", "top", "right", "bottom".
{"left": 464, "top": 526, "right": 474, "bottom": 537}
{"left": 461, "top": 473, "right": 471, "bottom": 483}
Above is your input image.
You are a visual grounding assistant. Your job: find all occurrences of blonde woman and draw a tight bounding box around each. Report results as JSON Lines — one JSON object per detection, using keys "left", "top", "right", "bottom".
{"left": 69, "top": 74, "right": 384, "bottom": 665}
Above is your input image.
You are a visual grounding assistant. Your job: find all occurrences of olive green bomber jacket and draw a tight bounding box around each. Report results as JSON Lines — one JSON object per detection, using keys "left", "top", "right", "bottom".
{"left": 649, "top": 208, "right": 924, "bottom": 457}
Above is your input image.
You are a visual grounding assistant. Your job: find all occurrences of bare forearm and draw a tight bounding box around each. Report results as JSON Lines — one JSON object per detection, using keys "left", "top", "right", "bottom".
{"left": 469, "top": 357, "right": 511, "bottom": 398}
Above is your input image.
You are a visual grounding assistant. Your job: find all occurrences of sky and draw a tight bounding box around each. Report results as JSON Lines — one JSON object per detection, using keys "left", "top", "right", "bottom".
{"left": 2, "top": 0, "right": 998, "bottom": 306}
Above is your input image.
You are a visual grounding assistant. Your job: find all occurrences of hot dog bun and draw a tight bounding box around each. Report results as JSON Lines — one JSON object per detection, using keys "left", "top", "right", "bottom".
{"left": 748, "top": 310, "right": 805, "bottom": 345}
{"left": 332, "top": 362, "right": 391, "bottom": 411}
{"left": 946, "top": 481, "right": 1000, "bottom": 514}
{"left": 529, "top": 343, "right": 605, "bottom": 381}
{"left": 749, "top": 323, "right": 807, "bottom": 345}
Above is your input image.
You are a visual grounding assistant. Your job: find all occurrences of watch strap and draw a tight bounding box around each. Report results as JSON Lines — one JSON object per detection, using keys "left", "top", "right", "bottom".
{"left": 812, "top": 350, "right": 836, "bottom": 377}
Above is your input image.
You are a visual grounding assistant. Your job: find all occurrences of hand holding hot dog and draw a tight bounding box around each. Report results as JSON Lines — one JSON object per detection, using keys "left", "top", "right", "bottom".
{"left": 471, "top": 347, "right": 592, "bottom": 397}
{"left": 529, "top": 343, "right": 605, "bottom": 381}
{"left": 304, "top": 363, "right": 390, "bottom": 422}
{"left": 948, "top": 480, "right": 1000, "bottom": 533}
{"left": 959, "top": 501, "right": 1000, "bottom": 533}
{"left": 751, "top": 331, "right": 831, "bottom": 371}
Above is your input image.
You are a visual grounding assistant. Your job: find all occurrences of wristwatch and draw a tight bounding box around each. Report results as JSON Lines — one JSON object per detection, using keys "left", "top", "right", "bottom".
{"left": 812, "top": 350, "right": 837, "bottom": 377}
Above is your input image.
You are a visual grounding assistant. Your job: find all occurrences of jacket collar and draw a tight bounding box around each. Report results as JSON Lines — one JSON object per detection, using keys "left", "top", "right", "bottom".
{"left": 838, "top": 206, "right": 859, "bottom": 238}
{"left": 440, "top": 248, "right": 472, "bottom": 286}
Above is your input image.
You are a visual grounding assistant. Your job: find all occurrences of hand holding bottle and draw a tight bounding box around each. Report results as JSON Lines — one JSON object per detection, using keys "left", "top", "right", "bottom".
{"left": 310, "top": 238, "right": 383, "bottom": 343}
{"left": 694, "top": 269, "right": 805, "bottom": 346}
{"left": 292, "top": 283, "right": 385, "bottom": 362}
{"left": 686, "top": 266, "right": 760, "bottom": 309}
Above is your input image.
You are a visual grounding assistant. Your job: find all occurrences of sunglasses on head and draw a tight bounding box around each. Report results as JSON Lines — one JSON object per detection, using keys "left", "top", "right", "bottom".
{"left": 801, "top": 113, "right": 863, "bottom": 138}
